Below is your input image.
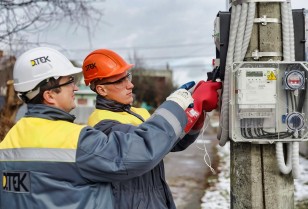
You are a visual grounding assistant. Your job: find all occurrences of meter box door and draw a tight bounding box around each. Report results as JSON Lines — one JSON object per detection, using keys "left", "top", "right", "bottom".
{"left": 292, "top": 9, "right": 306, "bottom": 61}
{"left": 214, "top": 11, "right": 231, "bottom": 81}
{"left": 229, "top": 62, "right": 308, "bottom": 144}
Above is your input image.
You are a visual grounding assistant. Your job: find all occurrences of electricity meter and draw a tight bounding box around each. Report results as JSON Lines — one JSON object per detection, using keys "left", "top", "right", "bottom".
{"left": 286, "top": 112, "right": 305, "bottom": 131}
{"left": 229, "top": 62, "right": 308, "bottom": 143}
{"left": 284, "top": 70, "right": 305, "bottom": 90}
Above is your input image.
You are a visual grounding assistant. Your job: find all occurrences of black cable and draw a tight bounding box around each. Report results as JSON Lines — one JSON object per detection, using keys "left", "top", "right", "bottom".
{"left": 297, "top": 89, "right": 306, "bottom": 112}
{"left": 240, "top": 117, "right": 294, "bottom": 139}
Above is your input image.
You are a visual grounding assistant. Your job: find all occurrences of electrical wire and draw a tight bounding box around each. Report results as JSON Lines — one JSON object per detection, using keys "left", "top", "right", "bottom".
{"left": 240, "top": 118, "right": 293, "bottom": 140}
{"left": 194, "top": 112, "right": 216, "bottom": 174}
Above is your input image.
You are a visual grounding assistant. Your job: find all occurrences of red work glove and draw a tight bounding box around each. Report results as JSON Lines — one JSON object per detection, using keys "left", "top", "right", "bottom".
{"left": 184, "top": 81, "right": 222, "bottom": 133}
{"left": 192, "top": 80, "right": 222, "bottom": 112}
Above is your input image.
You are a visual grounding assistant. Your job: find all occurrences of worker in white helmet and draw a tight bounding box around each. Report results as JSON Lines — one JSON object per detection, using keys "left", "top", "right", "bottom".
{"left": 0, "top": 47, "right": 201, "bottom": 209}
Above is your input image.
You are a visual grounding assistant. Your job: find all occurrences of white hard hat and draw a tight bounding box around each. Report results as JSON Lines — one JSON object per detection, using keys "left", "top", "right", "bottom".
{"left": 13, "top": 47, "right": 81, "bottom": 93}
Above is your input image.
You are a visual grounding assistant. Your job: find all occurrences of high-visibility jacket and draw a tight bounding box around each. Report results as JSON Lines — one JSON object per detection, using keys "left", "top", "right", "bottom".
{"left": 88, "top": 106, "right": 150, "bottom": 127}
{"left": 88, "top": 95, "right": 201, "bottom": 209}
{"left": 0, "top": 101, "right": 187, "bottom": 209}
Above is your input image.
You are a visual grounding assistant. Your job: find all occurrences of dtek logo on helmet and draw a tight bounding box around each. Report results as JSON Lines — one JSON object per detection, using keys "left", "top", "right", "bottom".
{"left": 31, "top": 56, "right": 51, "bottom": 66}
{"left": 2, "top": 171, "right": 30, "bottom": 193}
{"left": 85, "top": 63, "right": 96, "bottom": 71}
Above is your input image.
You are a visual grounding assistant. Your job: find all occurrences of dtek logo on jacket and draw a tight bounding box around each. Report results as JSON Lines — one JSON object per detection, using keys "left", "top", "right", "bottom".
{"left": 2, "top": 171, "right": 30, "bottom": 193}
{"left": 85, "top": 63, "right": 96, "bottom": 71}
{"left": 31, "top": 56, "right": 51, "bottom": 66}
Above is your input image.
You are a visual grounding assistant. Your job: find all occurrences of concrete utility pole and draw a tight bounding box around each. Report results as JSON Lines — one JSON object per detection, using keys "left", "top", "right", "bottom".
{"left": 230, "top": 2, "right": 294, "bottom": 209}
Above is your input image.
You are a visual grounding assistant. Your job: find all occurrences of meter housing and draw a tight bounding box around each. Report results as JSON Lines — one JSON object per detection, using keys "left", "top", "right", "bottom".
{"left": 229, "top": 62, "right": 308, "bottom": 143}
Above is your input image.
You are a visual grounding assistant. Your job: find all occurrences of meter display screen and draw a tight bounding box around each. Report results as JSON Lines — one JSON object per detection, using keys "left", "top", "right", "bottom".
{"left": 285, "top": 70, "right": 305, "bottom": 90}
{"left": 237, "top": 68, "right": 277, "bottom": 107}
{"left": 246, "top": 71, "right": 263, "bottom": 77}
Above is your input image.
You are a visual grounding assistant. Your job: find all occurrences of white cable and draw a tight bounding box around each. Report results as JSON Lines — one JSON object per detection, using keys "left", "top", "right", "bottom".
{"left": 218, "top": 4, "right": 238, "bottom": 146}
{"left": 287, "top": 1, "right": 299, "bottom": 179}
{"left": 281, "top": 2, "right": 291, "bottom": 61}
{"left": 241, "top": 3, "right": 256, "bottom": 60}
{"left": 275, "top": 142, "right": 292, "bottom": 174}
{"left": 234, "top": 3, "right": 247, "bottom": 62}
{"left": 195, "top": 112, "right": 216, "bottom": 174}
{"left": 275, "top": 2, "right": 292, "bottom": 176}
{"left": 231, "top": 5, "right": 243, "bottom": 63}
{"left": 288, "top": 2, "right": 295, "bottom": 61}
{"left": 292, "top": 142, "right": 300, "bottom": 179}
{"left": 278, "top": 1, "right": 300, "bottom": 179}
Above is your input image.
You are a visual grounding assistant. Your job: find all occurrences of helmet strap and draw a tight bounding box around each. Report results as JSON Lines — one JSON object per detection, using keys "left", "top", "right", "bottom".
{"left": 25, "top": 88, "right": 40, "bottom": 100}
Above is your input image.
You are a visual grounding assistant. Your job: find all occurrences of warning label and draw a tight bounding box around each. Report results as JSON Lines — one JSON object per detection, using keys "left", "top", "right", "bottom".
{"left": 267, "top": 71, "right": 277, "bottom": 80}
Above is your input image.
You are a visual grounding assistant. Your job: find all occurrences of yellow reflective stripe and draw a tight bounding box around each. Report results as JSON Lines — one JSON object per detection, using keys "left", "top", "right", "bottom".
{"left": 0, "top": 148, "right": 76, "bottom": 162}
{"left": 0, "top": 118, "right": 85, "bottom": 149}
{"left": 88, "top": 107, "right": 151, "bottom": 126}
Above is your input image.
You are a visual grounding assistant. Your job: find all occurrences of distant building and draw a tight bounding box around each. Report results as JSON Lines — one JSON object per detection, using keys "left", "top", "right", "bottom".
{"left": 71, "top": 85, "right": 96, "bottom": 124}
{"left": 132, "top": 68, "right": 173, "bottom": 84}
{"left": 132, "top": 67, "right": 174, "bottom": 107}
{"left": 74, "top": 86, "right": 96, "bottom": 107}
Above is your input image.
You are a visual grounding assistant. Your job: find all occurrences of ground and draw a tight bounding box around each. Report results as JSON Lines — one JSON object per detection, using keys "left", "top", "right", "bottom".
{"left": 164, "top": 124, "right": 308, "bottom": 209}
{"left": 164, "top": 130, "right": 219, "bottom": 209}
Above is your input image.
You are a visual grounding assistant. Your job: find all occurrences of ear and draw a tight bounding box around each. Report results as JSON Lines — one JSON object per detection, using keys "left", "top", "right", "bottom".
{"left": 96, "top": 85, "right": 108, "bottom": 97}
{"left": 43, "top": 90, "right": 56, "bottom": 104}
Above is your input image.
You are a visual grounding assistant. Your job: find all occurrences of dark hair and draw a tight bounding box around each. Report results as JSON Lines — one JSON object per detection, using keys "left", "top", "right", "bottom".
{"left": 89, "top": 78, "right": 105, "bottom": 93}
{"left": 27, "top": 77, "right": 62, "bottom": 104}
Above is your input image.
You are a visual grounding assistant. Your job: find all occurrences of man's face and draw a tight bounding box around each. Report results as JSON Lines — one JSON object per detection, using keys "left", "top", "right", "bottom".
{"left": 48, "top": 76, "right": 79, "bottom": 112}
{"left": 97, "top": 72, "right": 134, "bottom": 105}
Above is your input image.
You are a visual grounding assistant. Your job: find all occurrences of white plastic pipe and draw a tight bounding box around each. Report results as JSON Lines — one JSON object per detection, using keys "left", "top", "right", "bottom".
{"left": 275, "top": 142, "right": 292, "bottom": 174}
{"left": 241, "top": 3, "right": 256, "bottom": 60}
{"left": 234, "top": 3, "right": 247, "bottom": 62}
{"left": 276, "top": 1, "right": 300, "bottom": 179}
{"left": 292, "top": 142, "right": 300, "bottom": 179}
{"left": 288, "top": 2, "right": 295, "bottom": 61}
{"left": 288, "top": 1, "right": 299, "bottom": 179}
{"left": 218, "top": 3, "right": 255, "bottom": 146}
{"left": 281, "top": 2, "right": 291, "bottom": 61}
{"left": 218, "top": 4, "right": 238, "bottom": 146}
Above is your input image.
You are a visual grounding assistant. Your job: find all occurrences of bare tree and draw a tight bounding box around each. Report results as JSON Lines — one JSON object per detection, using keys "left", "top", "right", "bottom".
{"left": 128, "top": 51, "right": 176, "bottom": 109}
{"left": 128, "top": 50, "right": 147, "bottom": 69}
{"left": 0, "top": 80, "right": 23, "bottom": 142}
{"left": 0, "top": 0, "right": 104, "bottom": 53}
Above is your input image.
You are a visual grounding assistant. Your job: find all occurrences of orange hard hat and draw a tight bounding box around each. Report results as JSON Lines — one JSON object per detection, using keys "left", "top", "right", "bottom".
{"left": 82, "top": 49, "right": 134, "bottom": 86}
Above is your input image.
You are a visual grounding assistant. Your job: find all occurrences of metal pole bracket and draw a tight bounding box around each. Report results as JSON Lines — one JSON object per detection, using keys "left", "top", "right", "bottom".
{"left": 252, "top": 50, "right": 282, "bottom": 60}
{"left": 231, "top": 0, "right": 290, "bottom": 6}
{"left": 254, "top": 15, "right": 281, "bottom": 25}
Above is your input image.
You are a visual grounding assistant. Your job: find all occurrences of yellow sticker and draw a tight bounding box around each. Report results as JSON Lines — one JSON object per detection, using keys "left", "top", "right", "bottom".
{"left": 267, "top": 71, "right": 277, "bottom": 80}
{"left": 2, "top": 175, "right": 6, "bottom": 188}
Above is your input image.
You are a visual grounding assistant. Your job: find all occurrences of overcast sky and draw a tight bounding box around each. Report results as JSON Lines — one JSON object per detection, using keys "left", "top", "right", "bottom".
{"left": 28, "top": 0, "right": 307, "bottom": 86}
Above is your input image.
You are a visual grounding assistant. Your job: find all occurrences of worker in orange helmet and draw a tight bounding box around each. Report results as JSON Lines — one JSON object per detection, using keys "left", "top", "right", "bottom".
{"left": 0, "top": 47, "right": 197, "bottom": 209}
{"left": 82, "top": 49, "right": 222, "bottom": 209}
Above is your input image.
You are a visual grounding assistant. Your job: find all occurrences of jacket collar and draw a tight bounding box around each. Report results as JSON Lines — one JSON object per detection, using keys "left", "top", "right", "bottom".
{"left": 95, "top": 94, "right": 131, "bottom": 112}
{"left": 95, "top": 95, "right": 145, "bottom": 122}
{"left": 25, "top": 104, "right": 76, "bottom": 122}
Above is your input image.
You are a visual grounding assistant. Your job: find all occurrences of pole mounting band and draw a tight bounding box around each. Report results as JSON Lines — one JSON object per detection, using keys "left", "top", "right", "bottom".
{"left": 254, "top": 15, "right": 281, "bottom": 25}
{"left": 231, "top": 0, "right": 290, "bottom": 6}
{"left": 251, "top": 50, "right": 282, "bottom": 60}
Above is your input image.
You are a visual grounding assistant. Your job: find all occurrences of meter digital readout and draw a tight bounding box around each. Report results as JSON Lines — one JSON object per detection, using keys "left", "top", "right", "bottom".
{"left": 246, "top": 71, "right": 263, "bottom": 77}
{"left": 236, "top": 68, "right": 277, "bottom": 109}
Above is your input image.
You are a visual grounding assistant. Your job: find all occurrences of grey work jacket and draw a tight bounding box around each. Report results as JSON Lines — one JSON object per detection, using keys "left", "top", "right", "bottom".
{"left": 91, "top": 96, "right": 201, "bottom": 209}
{"left": 0, "top": 101, "right": 187, "bottom": 209}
